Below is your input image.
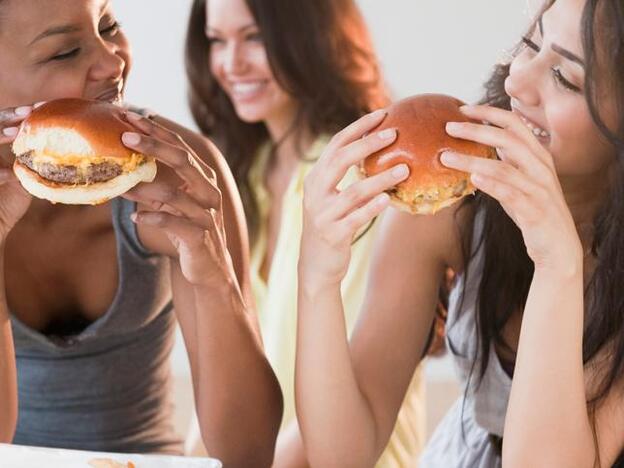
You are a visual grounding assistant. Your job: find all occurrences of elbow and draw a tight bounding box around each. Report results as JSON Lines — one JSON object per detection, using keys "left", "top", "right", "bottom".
{"left": 198, "top": 380, "right": 283, "bottom": 468}
{"left": 199, "top": 424, "right": 278, "bottom": 468}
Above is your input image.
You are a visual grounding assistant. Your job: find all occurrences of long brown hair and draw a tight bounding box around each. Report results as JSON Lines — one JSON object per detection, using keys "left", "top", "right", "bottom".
{"left": 459, "top": 1, "right": 624, "bottom": 464}
{"left": 185, "top": 0, "right": 388, "bottom": 243}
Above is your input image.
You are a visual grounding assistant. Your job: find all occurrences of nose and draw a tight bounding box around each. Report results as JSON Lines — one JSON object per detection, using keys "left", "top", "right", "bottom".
{"left": 223, "top": 41, "right": 247, "bottom": 75}
{"left": 504, "top": 55, "right": 543, "bottom": 108}
{"left": 88, "top": 39, "right": 126, "bottom": 83}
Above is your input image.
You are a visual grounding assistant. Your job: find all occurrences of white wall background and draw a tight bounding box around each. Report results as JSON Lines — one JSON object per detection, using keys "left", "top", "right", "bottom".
{"left": 115, "top": 1, "right": 538, "bottom": 130}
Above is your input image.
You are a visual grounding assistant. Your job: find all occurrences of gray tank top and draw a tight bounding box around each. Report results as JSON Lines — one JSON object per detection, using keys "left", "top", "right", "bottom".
{"left": 419, "top": 211, "right": 509, "bottom": 467}
{"left": 10, "top": 198, "right": 183, "bottom": 454}
{"left": 446, "top": 209, "right": 512, "bottom": 437}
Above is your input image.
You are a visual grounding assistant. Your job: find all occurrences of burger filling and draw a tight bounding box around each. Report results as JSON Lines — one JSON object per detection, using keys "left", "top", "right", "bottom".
{"left": 16, "top": 151, "right": 145, "bottom": 185}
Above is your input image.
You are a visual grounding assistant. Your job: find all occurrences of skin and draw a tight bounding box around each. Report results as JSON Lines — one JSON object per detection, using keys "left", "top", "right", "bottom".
{"left": 0, "top": 1, "right": 283, "bottom": 466}
{"left": 206, "top": 0, "right": 313, "bottom": 465}
{"left": 296, "top": 0, "right": 624, "bottom": 466}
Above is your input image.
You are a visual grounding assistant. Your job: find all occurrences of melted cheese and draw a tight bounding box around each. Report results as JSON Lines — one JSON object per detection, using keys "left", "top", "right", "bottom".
{"left": 31, "top": 152, "right": 145, "bottom": 173}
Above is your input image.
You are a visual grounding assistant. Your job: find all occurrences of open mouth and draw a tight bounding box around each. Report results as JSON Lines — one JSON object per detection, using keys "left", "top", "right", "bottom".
{"left": 228, "top": 80, "right": 268, "bottom": 101}
{"left": 512, "top": 107, "right": 550, "bottom": 140}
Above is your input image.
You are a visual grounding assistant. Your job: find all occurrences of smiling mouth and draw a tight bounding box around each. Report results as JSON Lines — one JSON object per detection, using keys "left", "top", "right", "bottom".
{"left": 228, "top": 80, "right": 268, "bottom": 100}
{"left": 513, "top": 109, "right": 550, "bottom": 139}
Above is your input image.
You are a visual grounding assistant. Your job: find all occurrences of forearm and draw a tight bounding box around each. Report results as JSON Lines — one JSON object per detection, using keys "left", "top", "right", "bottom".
{"left": 191, "top": 279, "right": 282, "bottom": 468}
{"left": 296, "top": 278, "right": 379, "bottom": 468}
{"left": 504, "top": 266, "right": 593, "bottom": 467}
{"left": 0, "top": 247, "right": 17, "bottom": 443}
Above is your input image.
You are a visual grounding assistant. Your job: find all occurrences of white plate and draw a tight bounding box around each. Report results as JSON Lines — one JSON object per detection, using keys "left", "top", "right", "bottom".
{"left": 0, "top": 444, "right": 222, "bottom": 468}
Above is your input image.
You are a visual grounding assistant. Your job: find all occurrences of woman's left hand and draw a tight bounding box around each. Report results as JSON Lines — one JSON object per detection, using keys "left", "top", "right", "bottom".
{"left": 440, "top": 104, "right": 583, "bottom": 272}
{"left": 121, "top": 111, "right": 236, "bottom": 287}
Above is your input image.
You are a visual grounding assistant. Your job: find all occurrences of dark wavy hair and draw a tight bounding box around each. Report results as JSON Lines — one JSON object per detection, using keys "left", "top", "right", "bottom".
{"left": 185, "top": 0, "right": 388, "bottom": 243}
{"left": 460, "top": 1, "right": 624, "bottom": 465}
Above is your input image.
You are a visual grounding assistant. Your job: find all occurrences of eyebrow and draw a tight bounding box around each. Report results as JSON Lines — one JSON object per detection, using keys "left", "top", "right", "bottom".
{"left": 29, "top": 25, "right": 81, "bottom": 45}
{"left": 206, "top": 24, "right": 257, "bottom": 35}
{"left": 538, "top": 16, "right": 585, "bottom": 68}
{"left": 29, "top": 0, "right": 111, "bottom": 46}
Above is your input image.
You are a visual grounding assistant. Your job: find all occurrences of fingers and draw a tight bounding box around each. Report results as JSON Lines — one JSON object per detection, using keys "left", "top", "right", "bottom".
{"left": 445, "top": 121, "right": 555, "bottom": 184}
{"left": 0, "top": 106, "right": 32, "bottom": 145}
{"left": 324, "top": 109, "right": 387, "bottom": 155}
{"left": 320, "top": 127, "right": 398, "bottom": 191}
{"left": 125, "top": 111, "right": 217, "bottom": 179}
{"left": 323, "top": 164, "right": 408, "bottom": 221}
{"left": 123, "top": 181, "right": 214, "bottom": 229}
{"left": 456, "top": 104, "right": 554, "bottom": 168}
{"left": 332, "top": 193, "right": 390, "bottom": 244}
{"left": 121, "top": 131, "right": 221, "bottom": 209}
{"left": 440, "top": 151, "right": 538, "bottom": 200}
{"left": 132, "top": 210, "right": 207, "bottom": 249}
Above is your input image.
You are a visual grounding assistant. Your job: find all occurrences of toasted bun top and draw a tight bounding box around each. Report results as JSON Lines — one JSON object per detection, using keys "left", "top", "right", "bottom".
{"left": 363, "top": 94, "right": 496, "bottom": 191}
{"left": 13, "top": 98, "right": 139, "bottom": 161}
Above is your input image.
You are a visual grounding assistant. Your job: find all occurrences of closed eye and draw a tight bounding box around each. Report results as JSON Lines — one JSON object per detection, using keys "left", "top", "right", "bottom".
{"left": 50, "top": 48, "right": 80, "bottom": 61}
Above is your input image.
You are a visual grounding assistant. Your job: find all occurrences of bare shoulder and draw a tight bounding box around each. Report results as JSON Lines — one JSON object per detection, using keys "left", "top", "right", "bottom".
{"left": 373, "top": 200, "right": 471, "bottom": 275}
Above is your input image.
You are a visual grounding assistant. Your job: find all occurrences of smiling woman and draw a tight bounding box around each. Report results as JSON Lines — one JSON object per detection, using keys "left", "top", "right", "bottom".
{"left": 0, "top": 1, "right": 282, "bottom": 467}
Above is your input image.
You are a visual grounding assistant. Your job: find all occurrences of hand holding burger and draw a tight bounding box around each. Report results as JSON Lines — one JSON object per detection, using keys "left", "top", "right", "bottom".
{"left": 299, "top": 94, "right": 495, "bottom": 286}
{"left": 362, "top": 94, "right": 496, "bottom": 214}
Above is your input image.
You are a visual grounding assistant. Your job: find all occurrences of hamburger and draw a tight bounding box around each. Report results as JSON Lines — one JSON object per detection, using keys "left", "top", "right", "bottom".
{"left": 12, "top": 98, "right": 157, "bottom": 205}
{"left": 362, "top": 94, "right": 497, "bottom": 215}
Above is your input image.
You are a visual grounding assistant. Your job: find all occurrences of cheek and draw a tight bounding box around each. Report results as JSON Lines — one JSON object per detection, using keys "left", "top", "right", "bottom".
{"left": 548, "top": 105, "right": 615, "bottom": 173}
{"left": 0, "top": 65, "right": 84, "bottom": 108}
{"left": 209, "top": 49, "right": 224, "bottom": 83}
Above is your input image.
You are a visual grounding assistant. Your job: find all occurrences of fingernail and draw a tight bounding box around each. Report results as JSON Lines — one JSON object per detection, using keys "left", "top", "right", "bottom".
{"left": 372, "top": 109, "right": 387, "bottom": 119}
{"left": 126, "top": 111, "right": 142, "bottom": 121}
{"left": 440, "top": 151, "right": 457, "bottom": 164}
{"left": 378, "top": 128, "right": 396, "bottom": 140}
{"left": 33, "top": 101, "right": 47, "bottom": 109}
{"left": 130, "top": 212, "right": 138, "bottom": 223}
{"left": 446, "top": 122, "right": 461, "bottom": 132}
{"left": 459, "top": 105, "right": 472, "bottom": 112}
{"left": 15, "top": 106, "right": 32, "bottom": 116}
{"left": 377, "top": 192, "right": 390, "bottom": 205}
{"left": 392, "top": 164, "right": 409, "bottom": 179}
{"left": 2, "top": 127, "right": 18, "bottom": 137}
{"left": 122, "top": 132, "right": 141, "bottom": 145}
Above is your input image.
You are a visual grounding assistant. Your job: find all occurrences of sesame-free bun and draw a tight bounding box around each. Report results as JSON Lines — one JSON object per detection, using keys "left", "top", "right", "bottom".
{"left": 12, "top": 98, "right": 156, "bottom": 205}
{"left": 362, "top": 94, "right": 496, "bottom": 215}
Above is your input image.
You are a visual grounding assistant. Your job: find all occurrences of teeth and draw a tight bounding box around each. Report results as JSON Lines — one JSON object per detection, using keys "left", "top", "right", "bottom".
{"left": 519, "top": 115, "right": 550, "bottom": 138}
{"left": 231, "top": 81, "right": 265, "bottom": 98}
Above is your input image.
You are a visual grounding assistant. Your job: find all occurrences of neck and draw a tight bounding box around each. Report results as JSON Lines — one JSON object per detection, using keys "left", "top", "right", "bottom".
{"left": 559, "top": 166, "right": 612, "bottom": 249}
{"left": 264, "top": 106, "right": 315, "bottom": 166}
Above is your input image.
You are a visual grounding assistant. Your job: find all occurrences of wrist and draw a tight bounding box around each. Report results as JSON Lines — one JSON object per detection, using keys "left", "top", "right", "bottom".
{"left": 297, "top": 268, "right": 342, "bottom": 301}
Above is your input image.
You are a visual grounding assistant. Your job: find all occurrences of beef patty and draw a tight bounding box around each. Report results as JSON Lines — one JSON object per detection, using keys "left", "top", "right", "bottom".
{"left": 16, "top": 151, "right": 124, "bottom": 184}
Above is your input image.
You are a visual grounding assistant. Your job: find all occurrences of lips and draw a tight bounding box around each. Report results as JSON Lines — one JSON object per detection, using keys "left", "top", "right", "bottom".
{"left": 94, "top": 82, "right": 124, "bottom": 104}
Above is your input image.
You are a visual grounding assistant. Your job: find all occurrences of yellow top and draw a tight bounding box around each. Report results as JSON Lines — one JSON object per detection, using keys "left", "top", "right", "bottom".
{"left": 249, "top": 136, "right": 426, "bottom": 467}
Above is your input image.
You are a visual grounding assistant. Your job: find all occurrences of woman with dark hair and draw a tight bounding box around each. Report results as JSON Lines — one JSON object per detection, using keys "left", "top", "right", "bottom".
{"left": 297, "top": 0, "right": 624, "bottom": 466}
{"left": 185, "top": 0, "right": 426, "bottom": 466}
{"left": 0, "top": 0, "right": 282, "bottom": 466}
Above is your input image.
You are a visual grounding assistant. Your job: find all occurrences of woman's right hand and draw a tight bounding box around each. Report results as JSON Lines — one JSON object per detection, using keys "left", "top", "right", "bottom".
{"left": 0, "top": 106, "right": 34, "bottom": 240}
{"left": 299, "top": 109, "right": 409, "bottom": 287}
